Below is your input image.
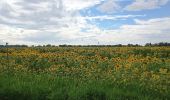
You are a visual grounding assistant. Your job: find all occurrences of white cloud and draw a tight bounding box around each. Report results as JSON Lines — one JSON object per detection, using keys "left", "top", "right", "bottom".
{"left": 97, "top": 0, "right": 121, "bottom": 13}
{"left": 94, "top": 17, "right": 170, "bottom": 44}
{"left": 80, "top": 14, "right": 145, "bottom": 20}
{"left": 0, "top": 0, "right": 101, "bottom": 44}
{"left": 48, "top": 14, "right": 144, "bottom": 22}
{"left": 0, "top": 0, "right": 169, "bottom": 45}
{"left": 0, "top": 0, "right": 145, "bottom": 45}
{"left": 125, "top": 17, "right": 170, "bottom": 32}
{"left": 63, "top": 0, "right": 104, "bottom": 11}
{"left": 125, "top": 0, "right": 169, "bottom": 11}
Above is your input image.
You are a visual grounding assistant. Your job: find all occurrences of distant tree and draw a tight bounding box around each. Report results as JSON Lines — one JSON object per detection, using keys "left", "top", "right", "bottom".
{"left": 52, "top": 45, "right": 56, "bottom": 47}
{"left": 145, "top": 43, "right": 152, "bottom": 47}
{"left": 0, "top": 45, "right": 4, "bottom": 47}
{"left": 145, "top": 42, "right": 170, "bottom": 47}
{"left": 46, "top": 44, "right": 52, "bottom": 47}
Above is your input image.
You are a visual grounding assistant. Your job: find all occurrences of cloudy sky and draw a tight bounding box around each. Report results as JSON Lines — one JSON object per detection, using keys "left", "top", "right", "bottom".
{"left": 0, "top": 0, "right": 170, "bottom": 45}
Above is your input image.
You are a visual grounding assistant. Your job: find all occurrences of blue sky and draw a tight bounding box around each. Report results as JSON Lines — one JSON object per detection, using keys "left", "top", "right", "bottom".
{"left": 0, "top": 0, "right": 170, "bottom": 45}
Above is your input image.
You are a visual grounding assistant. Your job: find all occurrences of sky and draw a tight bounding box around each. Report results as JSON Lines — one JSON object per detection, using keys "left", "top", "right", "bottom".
{"left": 0, "top": 0, "right": 170, "bottom": 45}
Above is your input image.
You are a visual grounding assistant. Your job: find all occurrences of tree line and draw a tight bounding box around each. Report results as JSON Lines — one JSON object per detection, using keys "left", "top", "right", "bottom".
{"left": 145, "top": 42, "right": 170, "bottom": 47}
{"left": 0, "top": 42, "right": 170, "bottom": 48}
{"left": 0, "top": 44, "right": 28, "bottom": 48}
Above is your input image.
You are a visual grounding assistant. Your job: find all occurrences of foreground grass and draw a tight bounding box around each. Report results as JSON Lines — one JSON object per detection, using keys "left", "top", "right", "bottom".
{"left": 0, "top": 72, "right": 169, "bottom": 100}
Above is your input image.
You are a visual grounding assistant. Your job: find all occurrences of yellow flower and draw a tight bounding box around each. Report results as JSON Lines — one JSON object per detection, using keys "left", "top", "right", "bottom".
{"left": 152, "top": 74, "right": 160, "bottom": 80}
{"left": 114, "top": 64, "right": 121, "bottom": 71}
{"left": 159, "top": 68, "right": 168, "bottom": 74}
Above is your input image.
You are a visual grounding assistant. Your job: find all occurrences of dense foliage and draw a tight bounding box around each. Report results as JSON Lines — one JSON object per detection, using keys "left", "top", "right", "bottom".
{"left": 0, "top": 47, "right": 170, "bottom": 100}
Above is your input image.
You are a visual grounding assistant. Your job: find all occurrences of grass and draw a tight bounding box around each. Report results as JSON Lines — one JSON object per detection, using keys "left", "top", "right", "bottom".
{"left": 0, "top": 72, "right": 169, "bottom": 100}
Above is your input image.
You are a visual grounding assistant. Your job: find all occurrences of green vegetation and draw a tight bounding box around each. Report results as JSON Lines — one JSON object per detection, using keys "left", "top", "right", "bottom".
{"left": 0, "top": 47, "right": 170, "bottom": 100}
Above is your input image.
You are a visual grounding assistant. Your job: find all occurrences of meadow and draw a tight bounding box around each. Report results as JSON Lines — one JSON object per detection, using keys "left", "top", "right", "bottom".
{"left": 0, "top": 47, "right": 170, "bottom": 100}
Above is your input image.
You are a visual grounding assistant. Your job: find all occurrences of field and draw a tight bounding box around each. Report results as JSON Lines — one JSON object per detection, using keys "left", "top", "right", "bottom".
{"left": 0, "top": 47, "right": 170, "bottom": 100}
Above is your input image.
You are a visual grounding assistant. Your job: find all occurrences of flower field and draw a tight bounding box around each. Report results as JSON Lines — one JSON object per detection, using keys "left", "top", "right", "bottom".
{"left": 0, "top": 47, "right": 170, "bottom": 100}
